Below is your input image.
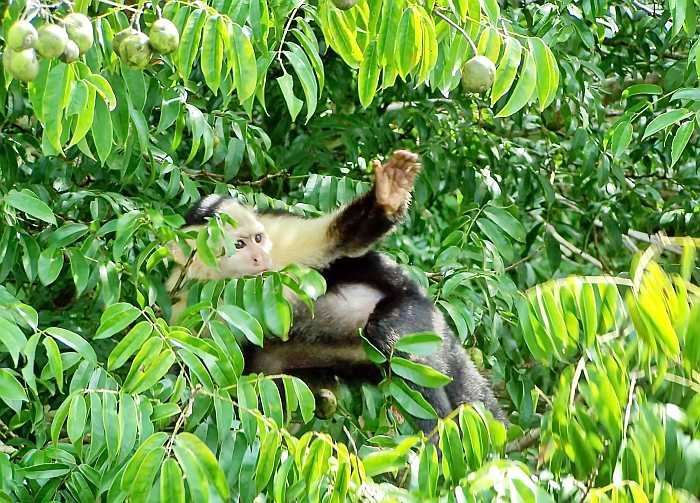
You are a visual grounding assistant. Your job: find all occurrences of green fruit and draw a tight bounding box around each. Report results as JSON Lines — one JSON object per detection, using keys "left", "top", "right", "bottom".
{"left": 112, "top": 28, "right": 139, "bottom": 56}
{"left": 5, "top": 48, "right": 39, "bottom": 82}
{"left": 60, "top": 39, "right": 80, "bottom": 63}
{"left": 63, "top": 13, "right": 93, "bottom": 54}
{"left": 148, "top": 18, "right": 179, "bottom": 54}
{"left": 120, "top": 32, "right": 152, "bottom": 69}
{"left": 7, "top": 20, "right": 38, "bottom": 50}
{"left": 36, "top": 24, "right": 69, "bottom": 59}
{"left": 331, "top": 0, "right": 358, "bottom": 9}
{"left": 314, "top": 389, "right": 338, "bottom": 419}
{"left": 461, "top": 55, "right": 497, "bottom": 93}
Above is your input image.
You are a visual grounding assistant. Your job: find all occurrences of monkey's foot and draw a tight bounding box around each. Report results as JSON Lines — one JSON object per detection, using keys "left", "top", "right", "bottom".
{"left": 373, "top": 149, "right": 421, "bottom": 216}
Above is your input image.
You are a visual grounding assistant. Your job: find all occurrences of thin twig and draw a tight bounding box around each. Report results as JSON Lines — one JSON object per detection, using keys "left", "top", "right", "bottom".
{"left": 505, "top": 427, "right": 541, "bottom": 453}
{"left": 433, "top": 9, "right": 478, "bottom": 55}
{"left": 276, "top": 3, "right": 302, "bottom": 68}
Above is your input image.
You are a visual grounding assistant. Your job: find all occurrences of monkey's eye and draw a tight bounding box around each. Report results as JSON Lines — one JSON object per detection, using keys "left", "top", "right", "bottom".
{"left": 254, "top": 233, "right": 263, "bottom": 243}
{"left": 235, "top": 239, "right": 246, "bottom": 249}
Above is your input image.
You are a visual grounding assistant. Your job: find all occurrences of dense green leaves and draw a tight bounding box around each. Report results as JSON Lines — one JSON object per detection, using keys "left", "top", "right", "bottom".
{"left": 0, "top": 0, "right": 699, "bottom": 501}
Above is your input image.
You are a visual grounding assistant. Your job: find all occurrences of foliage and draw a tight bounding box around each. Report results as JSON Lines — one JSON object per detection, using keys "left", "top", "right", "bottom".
{"left": 1, "top": 0, "right": 700, "bottom": 502}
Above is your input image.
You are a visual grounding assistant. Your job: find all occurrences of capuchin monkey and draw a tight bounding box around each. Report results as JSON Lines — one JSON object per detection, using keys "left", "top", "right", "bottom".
{"left": 168, "top": 150, "right": 507, "bottom": 432}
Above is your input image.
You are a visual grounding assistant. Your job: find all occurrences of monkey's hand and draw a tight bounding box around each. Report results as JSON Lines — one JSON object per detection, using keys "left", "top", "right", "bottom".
{"left": 373, "top": 149, "right": 421, "bottom": 217}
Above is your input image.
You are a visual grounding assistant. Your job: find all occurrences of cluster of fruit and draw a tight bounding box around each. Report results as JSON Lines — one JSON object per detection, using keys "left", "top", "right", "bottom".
{"left": 112, "top": 18, "right": 179, "bottom": 69}
{"left": 2, "top": 14, "right": 93, "bottom": 82}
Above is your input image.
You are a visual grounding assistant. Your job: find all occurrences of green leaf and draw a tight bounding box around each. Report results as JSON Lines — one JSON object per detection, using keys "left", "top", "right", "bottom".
{"left": 201, "top": 15, "right": 224, "bottom": 94}
{"left": 218, "top": 304, "right": 264, "bottom": 347}
{"left": 388, "top": 378, "right": 438, "bottom": 419}
{"left": 483, "top": 206, "right": 526, "bottom": 242}
{"left": 255, "top": 430, "right": 281, "bottom": 493}
{"left": 130, "top": 446, "right": 165, "bottom": 502}
{"left": 38, "top": 247, "right": 63, "bottom": 286}
{"left": 291, "top": 376, "right": 316, "bottom": 423}
{"left": 260, "top": 377, "right": 284, "bottom": 427}
{"left": 45, "top": 327, "right": 97, "bottom": 365}
{"left": 394, "top": 332, "right": 443, "bottom": 356}
{"left": 173, "top": 443, "right": 208, "bottom": 502}
{"left": 0, "top": 369, "right": 28, "bottom": 409}
{"left": 361, "top": 333, "right": 387, "bottom": 364}
{"left": 108, "top": 321, "right": 153, "bottom": 370}
{"left": 5, "top": 189, "right": 57, "bottom": 225}
{"left": 390, "top": 357, "right": 452, "bottom": 388}
{"left": 0, "top": 317, "right": 27, "bottom": 367}
{"left": 623, "top": 83, "right": 664, "bottom": 98}
{"left": 322, "top": 2, "right": 363, "bottom": 68}
{"left": 69, "top": 82, "right": 96, "bottom": 147}
{"left": 671, "top": 120, "right": 694, "bottom": 166}
{"left": 230, "top": 22, "right": 258, "bottom": 102}
{"left": 67, "top": 393, "right": 87, "bottom": 443}
{"left": 43, "top": 336, "right": 64, "bottom": 392}
{"left": 285, "top": 42, "right": 318, "bottom": 123}
{"left": 396, "top": 7, "right": 421, "bottom": 78}
{"left": 95, "top": 302, "right": 141, "bottom": 340}
{"left": 48, "top": 223, "right": 89, "bottom": 248}
{"left": 92, "top": 96, "right": 113, "bottom": 164}
{"left": 69, "top": 250, "right": 90, "bottom": 296}
{"left": 671, "top": 87, "right": 700, "bottom": 101}
{"left": 41, "top": 63, "right": 71, "bottom": 153}
{"left": 377, "top": 0, "right": 405, "bottom": 65}
{"left": 237, "top": 376, "right": 259, "bottom": 442}
{"left": 358, "top": 41, "right": 380, "bottom": 108}
{"left": 482, "top": 0, "right": 500, "bottom": 22}
{"left": 362, "top": 449, "right": 406, "bottom": 477}
{"left": 529, "top": 37, "right": 558, "bottom": 111}
{"left": 495, "top": 49, "right": 537, "bottom": 117}
{"left": 177, "top": 9, "right": 207, "bottom": 80}
{"left": 642, "top": 109, "right": 693, "bottom": 139}
{"left": 276, "top": 73, "right": 303, "bottom": 122}
{"left": 121, "top": 432, "right": 169, "bottom": 491}
{"left": 175, "top": 433, "right": 229, "bottom": 500}
{"left": 84, "top": 74, "right": 117, "bottom": 110}
{"left": 160, "top": 458, "right": 186, "bottom": 503}
{"left": 492, "top": 38, "right": 524, "bottom": 106}
{"left": 611, "top": 121, "right": 633, "bottom": 159}
{"left": 127, "top": 349, "right": 176, "bottom": 394}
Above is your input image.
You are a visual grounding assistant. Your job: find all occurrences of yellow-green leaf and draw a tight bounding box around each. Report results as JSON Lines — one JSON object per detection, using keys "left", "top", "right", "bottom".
{"left": 495, "top": 49, "right": 537, "bottom": 117}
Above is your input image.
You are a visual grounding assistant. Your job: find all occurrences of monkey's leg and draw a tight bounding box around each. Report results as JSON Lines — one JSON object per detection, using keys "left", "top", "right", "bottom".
{"left": 364, "top": 294, "right": 507, "bottom": 432}
{"left": 258, "top": 150, "right": 421, "bottom": 270}
{"left": 363, "top": 295, "right": 454, "bottom": 429}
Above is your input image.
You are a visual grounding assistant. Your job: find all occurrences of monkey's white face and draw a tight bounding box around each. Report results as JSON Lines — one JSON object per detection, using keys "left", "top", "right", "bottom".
{"left": 219, "top": 226, "right": 273, "bottom": 277}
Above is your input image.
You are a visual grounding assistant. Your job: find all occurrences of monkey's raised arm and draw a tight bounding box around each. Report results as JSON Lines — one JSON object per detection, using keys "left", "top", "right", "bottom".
{"left": 259, "top": 150, "right": 420, "bottom": 270}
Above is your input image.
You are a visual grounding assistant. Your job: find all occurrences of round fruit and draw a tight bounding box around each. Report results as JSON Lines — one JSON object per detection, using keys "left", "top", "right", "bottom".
{"left": 461, "top": 55, "right": 496, "bottom": 93}
{"left": 112, "top": 28, "right": 139, "bottom": 56}
{"left": 7, "top": 20, "right": 38, "bottom": 50}
{"left": 63, "top": 13, "right": 93, "bottom": 54}
{"left": 148, "top": 18, "right": 179, "bottom": 54}
{"left": 120, "top": 32, "right": 152, "bottom": 69}
{"left": 331, "top": 0, "right": 358, "bottom": 10}
{"left": 6, "top": 48, "right": 40, "bottom": 81}
{"left": 60, "top": 39, "right": 80, "bottom": 63}
{"left": 314, "top": 389, "right": 338, "bottom": 419}
{"left": 36, "top": 24, "right": 69, "bottom": 59}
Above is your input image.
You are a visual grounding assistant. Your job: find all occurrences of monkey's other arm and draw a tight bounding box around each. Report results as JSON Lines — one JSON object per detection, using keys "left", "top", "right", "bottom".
{"left": 259, "top": 149, "right": 420, "bottom": 270}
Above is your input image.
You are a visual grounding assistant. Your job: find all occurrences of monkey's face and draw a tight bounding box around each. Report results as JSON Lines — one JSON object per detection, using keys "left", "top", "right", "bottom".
{"left": 220, "top": 229, "right": 273, "bottom": 277}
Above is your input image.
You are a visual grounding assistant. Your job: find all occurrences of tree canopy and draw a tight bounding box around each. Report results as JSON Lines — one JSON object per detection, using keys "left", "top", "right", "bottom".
{"left": 1, "top": 0, "right": 699, "bottom": 501}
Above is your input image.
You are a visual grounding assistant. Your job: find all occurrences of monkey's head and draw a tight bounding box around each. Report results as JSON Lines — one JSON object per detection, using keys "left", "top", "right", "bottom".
{"left": 216, "top": 200, "right": 273, "bottom": 277}
{"left": 170, "top": 199, "right": 273, "bottom": 280}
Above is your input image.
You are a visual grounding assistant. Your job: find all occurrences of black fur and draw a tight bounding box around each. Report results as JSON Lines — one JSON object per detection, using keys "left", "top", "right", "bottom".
{"left": 184, "top": 196, "right": 226, "bottom": 225}
{"left": 319, "top": 252, "right": 507, "bottom": 427}
{"left": 328, "top": 191, "right": 402, "bottom": 256}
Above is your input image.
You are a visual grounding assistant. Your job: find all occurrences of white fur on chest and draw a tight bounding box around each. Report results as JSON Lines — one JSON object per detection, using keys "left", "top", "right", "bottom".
{"left": 290, "top": 283, "right": 385, "bottom": 342}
